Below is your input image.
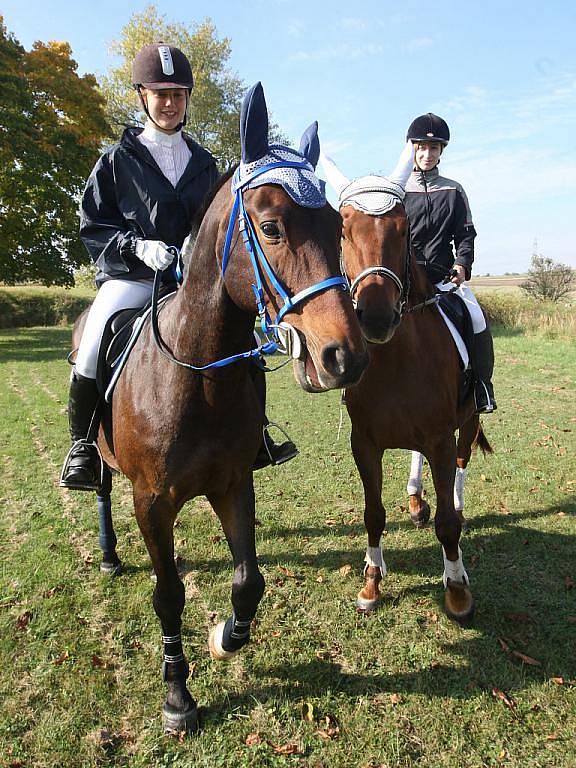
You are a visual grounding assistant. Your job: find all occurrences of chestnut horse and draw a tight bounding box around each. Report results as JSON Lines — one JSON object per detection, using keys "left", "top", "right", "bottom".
{"left": 75, "top": 84, "right": 367, "bottom": 733}
{"left": 322, "top": 143, "right": 481, "bottom": 625}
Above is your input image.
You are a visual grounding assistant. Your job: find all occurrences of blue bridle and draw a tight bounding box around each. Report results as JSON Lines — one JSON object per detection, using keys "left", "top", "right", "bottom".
{"left": 150, "top": 158, "right": 348, "bottom": 373}
{"left": 221, "top": 159, "right": 348, "bottom": 343}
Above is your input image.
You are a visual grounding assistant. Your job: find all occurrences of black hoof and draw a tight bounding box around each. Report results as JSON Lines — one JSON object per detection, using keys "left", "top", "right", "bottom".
{"left": 100, "top": 559, "right": 122, "bottom": 577}
{"left": 162, "top": 702, "right": 199, "bottom": 735}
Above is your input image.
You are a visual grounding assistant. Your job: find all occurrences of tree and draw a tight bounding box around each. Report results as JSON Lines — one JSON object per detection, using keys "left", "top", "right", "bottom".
{"left": 100, "top": 5, "right": 284, "bottom": 168}
{"left": 0, "top": 19, "right": 109, "bottom": 285}
{"left": 520, "top": 250, "right": 576, "bottom": 303}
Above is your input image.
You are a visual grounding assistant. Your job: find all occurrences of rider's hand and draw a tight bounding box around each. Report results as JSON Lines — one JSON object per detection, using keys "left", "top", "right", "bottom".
{"left": 450, "top": 264, "right": 466, "bottom": 286}
{"left": 135, "top": 240, "right": 175, "bottom": 271}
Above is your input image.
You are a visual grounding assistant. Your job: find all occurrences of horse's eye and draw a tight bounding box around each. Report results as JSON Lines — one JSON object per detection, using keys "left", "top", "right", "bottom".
{"left": 260, "top": 221, "right": 281, "bottom": 239}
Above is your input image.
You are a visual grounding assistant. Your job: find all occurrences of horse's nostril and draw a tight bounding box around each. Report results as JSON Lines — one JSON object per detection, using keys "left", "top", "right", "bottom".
{"left": 321, "top": 343, "right": 351, "bottom": 378}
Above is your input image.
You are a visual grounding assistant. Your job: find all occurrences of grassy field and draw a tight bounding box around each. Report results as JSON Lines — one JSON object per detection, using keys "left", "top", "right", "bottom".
{"left": 0, "top": 326, "right": 574, "bottom": 768}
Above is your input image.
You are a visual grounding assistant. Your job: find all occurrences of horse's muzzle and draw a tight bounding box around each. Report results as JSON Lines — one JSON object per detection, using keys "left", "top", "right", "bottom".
{"left": 293, "top": 341, "right": 368, "bottom": 392}
{"left": 356, "top": 306, "right": 401, "bottom": 344}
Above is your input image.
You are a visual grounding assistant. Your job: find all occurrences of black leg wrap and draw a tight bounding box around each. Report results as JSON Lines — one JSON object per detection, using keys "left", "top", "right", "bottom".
{"left": 97, "top": 495, "right": 117, "bottom": 556}
{"left": 221, "top": 613, "right": 252, "bottom": 652}
{"left": 162, "top": 634, "right": 189, "bottom": 682}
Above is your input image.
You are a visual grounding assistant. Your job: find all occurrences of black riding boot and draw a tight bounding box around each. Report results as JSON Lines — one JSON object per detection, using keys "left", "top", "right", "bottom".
{"left": 60, "top": 369, "right": 103, "bottom": 491}
{"left": 471, "top": 328, "right": 497, "bottom": 414}
{"left": 250, "top": 363, "right": 298, "bottom": 470}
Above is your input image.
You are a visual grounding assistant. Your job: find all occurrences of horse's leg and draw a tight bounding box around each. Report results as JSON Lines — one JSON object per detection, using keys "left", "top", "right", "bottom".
{"left": 133, "top": 487, "right": 197, "bottom": 734}
{"left": 454, "top": 415, "right": 480, "bottom": 531}
{"left": 97, "top": 465, "right": 122, "bottom": 575}
{"left": 427, "top": 437, "right": 474, "bottom": 626}
{"left": 352, "top": 428, "right": 387, "bottom": 612}
{"left": 406, "top": 451, "right": 431, "bottom": 528}
{"left": 206, "top": 477, "right": 265, "bottom": 659}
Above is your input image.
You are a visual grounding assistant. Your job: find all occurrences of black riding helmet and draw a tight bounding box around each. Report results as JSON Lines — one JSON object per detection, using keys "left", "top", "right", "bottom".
{"left": 406, "top": 113, "right": 450, "bottom": 145}
{"left": 132, "top": 43, "right": 194, "bottom": 130}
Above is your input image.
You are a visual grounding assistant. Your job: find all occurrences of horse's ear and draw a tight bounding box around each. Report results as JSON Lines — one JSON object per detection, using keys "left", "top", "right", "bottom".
{"left": 387, "top": 141, "right": 415, "bottom": 189}
{"left": 240, "top": 82, "right": 269, "bottom": 163}
{"left": 299, "top": 121, "right": 320, "bottom": 168}
{"left": 319, "top": 151, "right": 351, "bottom": 198}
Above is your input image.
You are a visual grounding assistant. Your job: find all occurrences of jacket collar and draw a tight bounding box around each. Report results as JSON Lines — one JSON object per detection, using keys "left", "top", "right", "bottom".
{"left": 121, "top": 127, "right": 215, "bottom": 184}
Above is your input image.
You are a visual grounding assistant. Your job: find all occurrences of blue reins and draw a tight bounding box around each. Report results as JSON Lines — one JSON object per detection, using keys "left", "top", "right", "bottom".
{"left": 150, "top": 158, "right": 349, "bottom": 372}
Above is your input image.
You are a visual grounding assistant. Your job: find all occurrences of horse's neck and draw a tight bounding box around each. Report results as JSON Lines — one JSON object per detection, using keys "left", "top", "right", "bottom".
{"left": 409, "top": 260, "right": 436, "bottom": 304}
{"left": 164, "top": 197, "right": 256, "bottom": 365}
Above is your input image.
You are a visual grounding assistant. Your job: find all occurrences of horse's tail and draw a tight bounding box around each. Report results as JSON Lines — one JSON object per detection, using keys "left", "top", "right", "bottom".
{"left": 473, "top": 423, "right": 493, "bottom": 456}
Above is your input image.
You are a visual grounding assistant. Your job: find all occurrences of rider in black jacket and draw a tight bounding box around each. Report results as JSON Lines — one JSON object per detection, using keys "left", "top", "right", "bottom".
{"left": 60, "top": 43, "right": 296, "bottom": 491}
{"left": 404, "top": 113, "right": 497, "bottom": 413}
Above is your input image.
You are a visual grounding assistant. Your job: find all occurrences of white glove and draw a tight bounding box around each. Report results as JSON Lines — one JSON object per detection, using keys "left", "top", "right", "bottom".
{"left": 135, "top": 239, "right": 174, "bottom": 271}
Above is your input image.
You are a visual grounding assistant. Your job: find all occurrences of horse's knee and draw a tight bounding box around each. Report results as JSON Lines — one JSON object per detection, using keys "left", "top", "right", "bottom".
{"left": 232, "top": 567, "right": 265, "bottom": 615}
{"left": 153, "top": 577, "right": 186, "bottom": 621}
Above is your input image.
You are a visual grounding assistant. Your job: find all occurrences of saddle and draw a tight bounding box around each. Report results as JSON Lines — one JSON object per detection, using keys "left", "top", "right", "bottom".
{"left": 95, "top": 288, "right": 175, "bottom": 402}
{"left": 436, "top": 291, "right": 475, "bottom": 405}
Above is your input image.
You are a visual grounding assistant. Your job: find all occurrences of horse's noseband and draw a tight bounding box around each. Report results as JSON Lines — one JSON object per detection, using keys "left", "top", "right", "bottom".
{"left": 349, "top": 266, "right": 405, "bottom": 309}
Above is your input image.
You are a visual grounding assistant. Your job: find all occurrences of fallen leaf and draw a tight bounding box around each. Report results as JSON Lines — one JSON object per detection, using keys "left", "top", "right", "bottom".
{"left": 271, "top": 742, "right": 301, "bottom": 755}
{"left": 339, "top": 564, "right": 353, "bottom": 577}
{"left": 492, "top": 687, "right": 516, "bottom": 709}
{"left": 551, "top": 677, "right": 564, "bottom": 685}
{"left": 16, "top": 611, "right": 32, "bottom": 631}
{"left": 498, "top": 501, "right": 511, "bottom": 515}
{"left": 278, "top": 566, "right": 297, "bottom": 579}
{"left": 511, "top": 650, "right": 541, "bottom": 666}
{"left": 53, "top": 651, "right": 70, "bottom": 665}
{"left": 91, "top": 654, "right": 114, "bottom": 670}
{"left": 42, "top": 585, "right": 64, "bottom": 598}
{"left": 567, "top": 616, "right": 576, "bottom": 624}
{"left": 498, "top": 637, "right": 511, "bottom": 653}
{"left": 390, "top": 693, "right": 402, "bottom": 705}
{"left": 302, "top": 702, "right": 314, "bottom": 721}
{"left": 498, "top": 749, "right": 508, "bottom": 761}
{"left": 316, "top": 574, "right": 325, "bottom": 583}
{"left": 545, "top": 734, "right": 559, "bottom": 741}
{"left": 245, "top": 733, "right": 262, "bottom": 746}
{"left": 564, "top": 576, "right": 575, "bottom": 589}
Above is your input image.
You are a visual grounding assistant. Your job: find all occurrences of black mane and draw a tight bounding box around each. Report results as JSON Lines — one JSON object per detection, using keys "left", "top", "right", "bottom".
{"left": 187, "top": 166, "right": 237, "bottom": 249}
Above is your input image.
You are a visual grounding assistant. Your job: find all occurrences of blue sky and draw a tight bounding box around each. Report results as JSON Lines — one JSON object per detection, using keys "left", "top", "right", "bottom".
{"left": 3, "top": 0, "right": 575, "bottom": 274}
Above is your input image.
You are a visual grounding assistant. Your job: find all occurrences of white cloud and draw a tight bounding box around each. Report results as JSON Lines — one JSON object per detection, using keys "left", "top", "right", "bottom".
{"left": 337, "top": 17, "right": 368, "bottom": 32}
{"left": 286, "top": 20, "right": 305, "bottom": 38}
{"left": 289, "top": 42, "right": 384, "bottom": 63}
{"left": 405, "top": 37, "right": 434, "bottom": 53}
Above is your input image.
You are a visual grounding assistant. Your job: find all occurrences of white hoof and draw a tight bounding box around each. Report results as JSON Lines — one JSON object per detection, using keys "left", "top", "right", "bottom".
{"left": 208, "top": 621, "right": 237, "bottom": 661}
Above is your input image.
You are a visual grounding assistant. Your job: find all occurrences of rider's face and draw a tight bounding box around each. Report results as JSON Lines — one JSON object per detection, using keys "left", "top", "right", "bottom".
{"left": 414, "top": 141, "right": 443, "bottom": 171}
{"left": 141, "top": 88, "right": 188, "bottom": 133}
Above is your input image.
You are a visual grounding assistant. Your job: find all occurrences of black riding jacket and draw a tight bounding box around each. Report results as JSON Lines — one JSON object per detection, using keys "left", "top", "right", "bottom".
{"left": 80, "top": 127, "right": 219, "bottom": 287}
{"left": 404, "top": 167, "right": 477, "bottom": 284}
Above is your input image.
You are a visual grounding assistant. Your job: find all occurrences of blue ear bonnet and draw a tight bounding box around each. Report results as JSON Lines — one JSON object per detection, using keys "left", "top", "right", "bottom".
{"left": 237, "top": 83, "right": 326, "bottom": 208}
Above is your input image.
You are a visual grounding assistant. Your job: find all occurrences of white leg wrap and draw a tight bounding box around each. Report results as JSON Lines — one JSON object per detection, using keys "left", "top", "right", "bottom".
{"left": 442, "top": 546, "right": 469, "bottom": 588}
{"left": 454, "top": 467, "right": 467, "bottom": 512}
{"left": 407, "top": 451, "right": 424, "bottom": 495}
{"left": 364, "top": 545, "right": 387, "bottom": 578}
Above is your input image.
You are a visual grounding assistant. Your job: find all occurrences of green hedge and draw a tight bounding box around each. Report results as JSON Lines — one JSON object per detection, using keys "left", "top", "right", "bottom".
{"left": 477, "top": 291, "right": 575, "bottom": 338}
{"left": 0, "top": 287, "right": 93, "bottom": 329}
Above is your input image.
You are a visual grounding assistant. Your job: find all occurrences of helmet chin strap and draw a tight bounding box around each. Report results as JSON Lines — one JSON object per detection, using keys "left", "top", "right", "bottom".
{"left": 136, "top": 86, "right": 189, "bottom": 132}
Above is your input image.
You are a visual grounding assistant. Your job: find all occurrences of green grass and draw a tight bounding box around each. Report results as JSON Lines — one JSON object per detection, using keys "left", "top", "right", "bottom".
{"left": 0, "top": 327, "right": 574, "bottom": 767}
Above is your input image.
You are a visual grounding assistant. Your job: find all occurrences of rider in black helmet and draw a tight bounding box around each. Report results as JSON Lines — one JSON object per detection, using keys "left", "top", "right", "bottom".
{"left": 404, "top": 113, "right": 497, "bottom": 414}
{"left": 60, "top": 43, "right": 294, "bottom": 492}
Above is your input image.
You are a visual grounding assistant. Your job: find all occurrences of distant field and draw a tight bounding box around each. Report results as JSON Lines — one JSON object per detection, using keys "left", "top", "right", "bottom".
{"left": 468, "top": 275, "right": 526, "bottom": 292}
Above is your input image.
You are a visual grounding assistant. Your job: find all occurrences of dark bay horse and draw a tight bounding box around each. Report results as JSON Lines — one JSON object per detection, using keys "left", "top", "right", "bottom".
{"left": 322, "top": 143, "right": 484, "bottom": 625}
{"left": 73, "top": 84, "right": 367, "bottom": 733}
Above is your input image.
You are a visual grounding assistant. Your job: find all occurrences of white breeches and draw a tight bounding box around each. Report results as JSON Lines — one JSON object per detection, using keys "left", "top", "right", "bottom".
{"left": 435, "top": 282, "right": 486, "bottom": 333}
{"left": 75, "top": 279, "right": 154, "bottom": 379}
